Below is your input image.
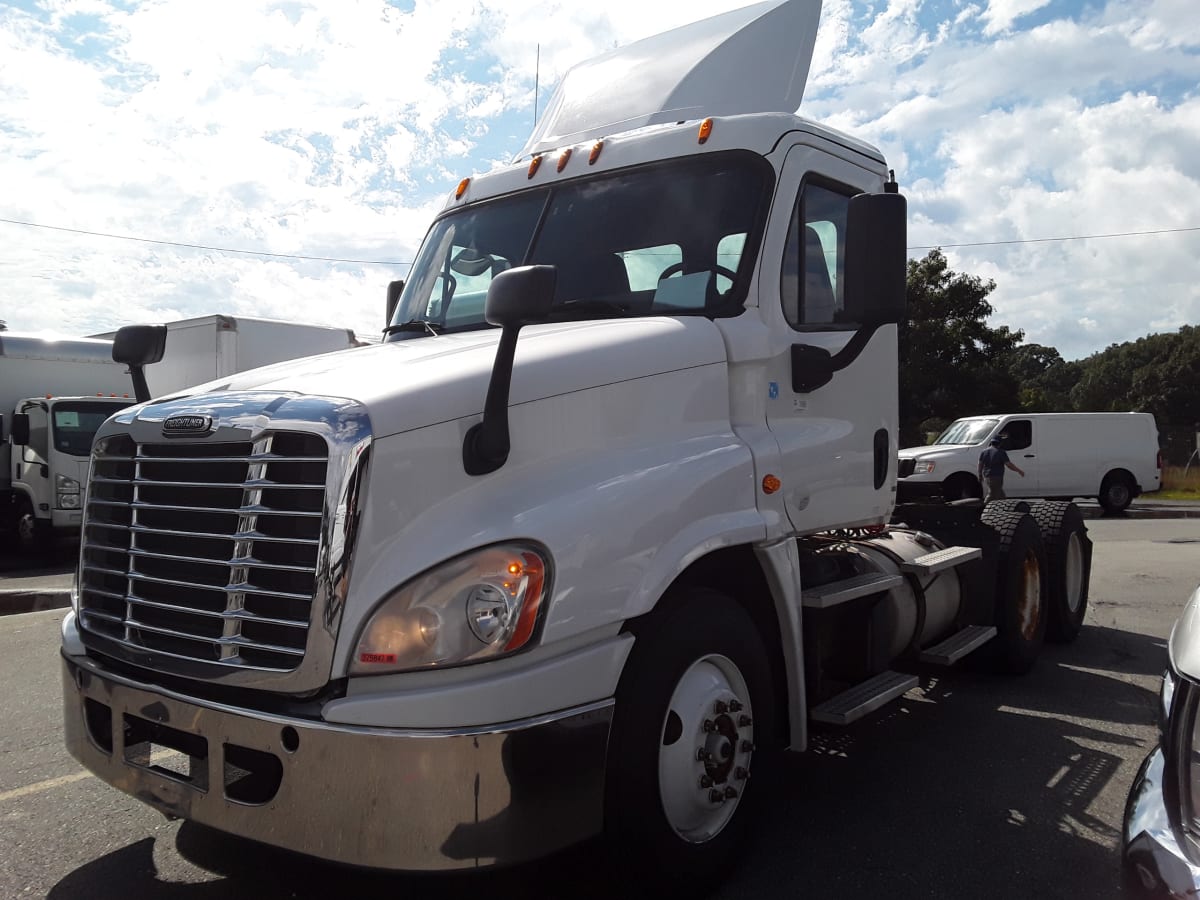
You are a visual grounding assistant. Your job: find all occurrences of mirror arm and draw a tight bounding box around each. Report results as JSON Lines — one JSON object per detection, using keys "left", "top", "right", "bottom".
{"left": 463, "top": 324, "right": 521, "bottom": 476}
{"left": 128, "top": 366, "right": 152, "bottom": 404}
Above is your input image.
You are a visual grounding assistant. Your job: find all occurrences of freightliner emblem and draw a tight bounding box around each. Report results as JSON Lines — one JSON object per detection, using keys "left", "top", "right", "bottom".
{"left": 162, "top": 414, "right": 214, "bottom": 436}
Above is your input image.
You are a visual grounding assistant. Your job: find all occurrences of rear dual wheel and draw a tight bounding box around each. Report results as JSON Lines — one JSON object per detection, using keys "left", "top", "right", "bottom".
{"left": 981, "top": 507, "right": 1049, "bottom": 674}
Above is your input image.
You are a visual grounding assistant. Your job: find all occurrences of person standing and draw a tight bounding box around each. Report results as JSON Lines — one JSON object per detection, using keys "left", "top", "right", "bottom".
{"left": 978, "top": 436, "right": 1024, "bottom": 502}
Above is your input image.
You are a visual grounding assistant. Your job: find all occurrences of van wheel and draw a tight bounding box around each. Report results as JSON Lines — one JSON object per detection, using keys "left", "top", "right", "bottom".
{"left": 1027, "top": 502, "right": 1091, "bottom": 643}
{"left": 942, "top": 473, "right": 981, "bottom": 501}
{"left": 982, "top": 509, "right": 1048, "bottom": 674}
{"left": 605, "top": 588, "right": 774, "bottom": 888}
{"left": 1099, "top": 472, "right": 1135, "bottom": 514}
{"left": 15, "top": 498, "right": 51, "bottom": 558}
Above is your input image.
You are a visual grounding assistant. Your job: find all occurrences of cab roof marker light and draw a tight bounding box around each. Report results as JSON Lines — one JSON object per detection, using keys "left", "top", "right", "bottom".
{"left": 557, "top": 148, "right": 572, "bottom": 172}
{"left": 527, "top": 155, "right": 544, "bottom": 179}
{"left": 455, "top": 178, "right": 470, "bottom": 200}
{"left": 698, "top": 118, "right": 714, "bottom": 144}
{"left": 588, "top": 141, "right": 604, "bottom": 165}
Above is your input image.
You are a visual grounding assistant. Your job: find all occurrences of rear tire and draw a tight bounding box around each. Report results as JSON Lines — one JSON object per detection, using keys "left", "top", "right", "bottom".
{"left": 605, "top": 588, "right": 774, "bottom": 888}
{"left": 1027, "top": 501, "right": 1091, "bottom": 643}
{"left": 1099, "top": 472, "right": 1135, "bottom": 514}
{"left": 981, "top": 508, "right": 1048, "bottom": 674}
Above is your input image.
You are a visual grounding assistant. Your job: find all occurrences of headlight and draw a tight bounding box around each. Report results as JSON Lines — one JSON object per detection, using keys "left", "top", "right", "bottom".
{"left": 55, "top": 474, "right": 81, "bottom": 493}
{"left": 57, "top": 493, "right": 81, "bottom": 509}
{"left": 914, "top": 460, "right": 936, "bottom": 474}
{"left": 351, "top": 543, "right": 549, "bottom": 675}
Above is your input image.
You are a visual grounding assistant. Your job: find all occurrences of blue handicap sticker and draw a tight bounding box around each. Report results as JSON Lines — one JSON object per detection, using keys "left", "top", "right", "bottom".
{"left": 768, "top": 382, "right": 779, "bottom": 400}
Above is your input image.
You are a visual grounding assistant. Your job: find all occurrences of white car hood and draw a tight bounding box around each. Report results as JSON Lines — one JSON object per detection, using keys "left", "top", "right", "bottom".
{"left": 163, "top": 317, "right": 727, "bottom": 439}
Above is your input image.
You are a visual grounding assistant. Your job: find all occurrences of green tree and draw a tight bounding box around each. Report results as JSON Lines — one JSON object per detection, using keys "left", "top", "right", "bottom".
{"left": 1007, "top": 343, "right": 1081, "bottom": 412}
{"left": 899, "top": 250, "right": 1023, "bottom": 446}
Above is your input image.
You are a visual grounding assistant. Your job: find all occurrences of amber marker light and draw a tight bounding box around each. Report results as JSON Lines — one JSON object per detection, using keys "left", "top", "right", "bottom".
{"left": 507, "top": 561, "right": 523, "bottom": 576}
{"left": 698, "top": 118, "right": 713, "bottom": 144}
{"left": 589, "top": 141, "right": 604, "bottom": 165}
{"left": 762, "top": 474, "right": 782, "bottom": 495}
{"left": 528, "top": 155, "right": 544, "bottom": 178}
{"left": 455, "top": 178, "right": 470, "bottom": 200}
{"left": 557, "top": 148, "right": 572, "bottom": 172}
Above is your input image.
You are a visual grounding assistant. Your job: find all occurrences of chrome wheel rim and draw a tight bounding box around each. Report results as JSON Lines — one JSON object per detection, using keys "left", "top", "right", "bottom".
{"left": 658, "top": 653, "right": 753, "bottom": 843}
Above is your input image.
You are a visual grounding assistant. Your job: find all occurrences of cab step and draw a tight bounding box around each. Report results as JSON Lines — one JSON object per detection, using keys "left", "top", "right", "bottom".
{"left": 802, "top": 572, "right": 903, "bottom": 610}
{"left": 900, "top": 545, "right": 982, "bottom": 576}
{"left": 917, "top": 625, "right": 997, "bottom": 665}
{"left": 810, "top": 670, "right": 919, "bottom": 725}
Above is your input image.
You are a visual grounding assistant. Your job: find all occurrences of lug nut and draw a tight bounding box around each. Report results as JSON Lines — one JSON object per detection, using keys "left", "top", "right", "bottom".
{"left": 696, "top": 748, "right": 711, "bottom": 762}
{"left": 741, "top": 740, "right": 755, "bottom": 753}
{"left": 735, "top": 767, "right": 748, "bottom": 781}
{"left": 703, "top": 719, "right": 716, "bottom": 733}
{"left": 724, "top": 786, "right": 739, "bottom": 800}
{"left": 709, "top": 789, "right": 725, "bottom": 803}
{"left": 699, "top": 774, "right": 713, "bottom": 789}
{"left": 729, "top": 699, "right": 743, "bottom": 713}
{"left": 738, "top": 715, "right": 753, "bottom": 728}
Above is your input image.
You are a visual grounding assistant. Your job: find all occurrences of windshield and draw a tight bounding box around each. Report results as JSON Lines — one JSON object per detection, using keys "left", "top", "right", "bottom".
{"left": 51, "top": 401, "right": 133, "bottom": 457}
{"left": 387, "top": 152, "right": 771, "bottom": 337}
{"left": 934, "top": 418, "right": 999, "bottom": 446}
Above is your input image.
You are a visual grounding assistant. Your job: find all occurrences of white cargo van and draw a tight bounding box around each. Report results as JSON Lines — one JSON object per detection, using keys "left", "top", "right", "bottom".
{"left": 897, "top": 412, "right": 1160, "bottom": 511}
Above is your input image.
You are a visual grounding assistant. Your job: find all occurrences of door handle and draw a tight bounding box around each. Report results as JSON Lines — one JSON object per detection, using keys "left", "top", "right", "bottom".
{"left": 1023, "top": 454, "right": 1035, "bottom": 458}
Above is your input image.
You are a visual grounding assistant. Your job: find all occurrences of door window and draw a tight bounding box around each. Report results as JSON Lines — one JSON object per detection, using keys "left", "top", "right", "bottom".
{"left": 22, "top": 405, "right": 49, "bottom": 462}
{"left": 781, "top": 182, "right": 852, "bottom": 328}
{"left": 998, "top": 420, "right": 1032, "bottom": 451}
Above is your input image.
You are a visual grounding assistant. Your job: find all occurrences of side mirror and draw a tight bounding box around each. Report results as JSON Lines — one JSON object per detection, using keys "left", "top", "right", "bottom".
{"left": 113, "top": 324, "right": 167, "bottom": 403}
{"left": 11, "top": 413, "right": 29, "bottom": 446}
{"left": 843, "top": 192, "right": 907, "bottom": 326}
{"left": 386, "top": 280, "right": 405, "bottom": 326}
{"left": 463, "top": 266, "right": 557, "bottom": 476}
{"left": 484, "top": 265, "right": 557, "bottom": 327}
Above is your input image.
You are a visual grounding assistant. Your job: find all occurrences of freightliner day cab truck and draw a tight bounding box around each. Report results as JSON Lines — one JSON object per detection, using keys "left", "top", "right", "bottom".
{"left": 62, "top": 0, "right": 1095, "bottom": 885}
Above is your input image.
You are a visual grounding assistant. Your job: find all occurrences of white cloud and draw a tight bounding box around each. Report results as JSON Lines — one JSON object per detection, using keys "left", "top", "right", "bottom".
{"left": 0, "top": 0, "right": 1197, "bottom": 364}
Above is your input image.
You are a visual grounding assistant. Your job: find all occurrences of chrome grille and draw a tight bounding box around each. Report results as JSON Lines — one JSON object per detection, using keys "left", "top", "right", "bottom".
{"left": 79, "top": 431, "right": 329, "bottom": 672}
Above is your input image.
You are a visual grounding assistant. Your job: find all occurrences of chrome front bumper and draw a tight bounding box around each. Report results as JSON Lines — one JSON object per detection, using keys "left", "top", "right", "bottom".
{"left": 1123, "top": 748, "right": 1200, "bottom": 897}
{"left": 63, "top": 650, "right": 613, "bottom": 870}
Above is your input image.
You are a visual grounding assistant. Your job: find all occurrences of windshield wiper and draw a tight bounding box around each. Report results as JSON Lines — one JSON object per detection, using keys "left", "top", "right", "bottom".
{"left": 383, "top": 319, "right": 441, "bottom": 337}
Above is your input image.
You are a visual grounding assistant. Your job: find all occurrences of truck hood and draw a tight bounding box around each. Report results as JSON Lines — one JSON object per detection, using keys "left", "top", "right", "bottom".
{"left": 165, "top": 317, "right": 727, "bottom": 439}
{"left": 898, "top": 444, "right": 975, "bottom": 460}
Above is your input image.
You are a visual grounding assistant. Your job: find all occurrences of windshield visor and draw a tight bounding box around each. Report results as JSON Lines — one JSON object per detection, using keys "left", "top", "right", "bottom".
{"left": 52, "top": 401, "right": 133, "bottom": 457}
{"left": 389, "top": 152, "right": 772, "bottom": 336}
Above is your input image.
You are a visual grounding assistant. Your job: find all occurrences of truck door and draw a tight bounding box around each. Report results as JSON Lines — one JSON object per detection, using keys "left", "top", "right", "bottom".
{"left": 996, "top": 418, "right": 1040, "bottom": 495}
{"left": 758, "top": 143, "right": 897, "bottom": 533}
{"left": 13, "top": 401, "right": 51, "bottom": 520}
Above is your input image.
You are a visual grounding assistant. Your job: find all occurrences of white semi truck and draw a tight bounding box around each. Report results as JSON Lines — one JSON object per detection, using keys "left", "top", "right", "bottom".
{"left": 1, "top": 333, "right": 136, "bottom": 553}
{"left": 62, "top": 0, "right": 1094, "bottom": 885}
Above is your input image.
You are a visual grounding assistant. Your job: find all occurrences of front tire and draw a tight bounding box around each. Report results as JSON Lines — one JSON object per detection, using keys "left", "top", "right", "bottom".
{"left": 605, "top": 588, "right": 774, "bottom": 887}
{"left": 15, "top": 498, "right": 51, "bottom": 558}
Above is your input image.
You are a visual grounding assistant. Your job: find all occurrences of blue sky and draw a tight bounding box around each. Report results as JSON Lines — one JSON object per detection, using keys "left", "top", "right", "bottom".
{"left": 1, "top": 0, "right": 1197, "bottom": 360}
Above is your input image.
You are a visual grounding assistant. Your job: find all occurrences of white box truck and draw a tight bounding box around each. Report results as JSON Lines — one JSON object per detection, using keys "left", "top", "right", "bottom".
{"left": 897, "top": 412, "right": 1161, "bottom": 512}
{"left": 61, "top": 1, "right": 1095, "bottom": 886}
{"left": 1, "top": 333, "right": 136, "bottom": 553}
{"left": 95, "top": 315, "right": 363, "bottom": 398}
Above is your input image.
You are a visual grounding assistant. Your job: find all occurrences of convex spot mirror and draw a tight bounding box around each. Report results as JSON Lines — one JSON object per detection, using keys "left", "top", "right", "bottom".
{"left": 842, "top": 192, "right": 907, "bottom": 326}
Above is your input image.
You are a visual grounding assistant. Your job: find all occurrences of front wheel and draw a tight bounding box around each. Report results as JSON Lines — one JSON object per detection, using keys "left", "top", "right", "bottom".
{"left": 15, "top": 498, "right": 51, "bottom": 558}
{"left": 605, "top": 588, "right": 774, "bottom": 887}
